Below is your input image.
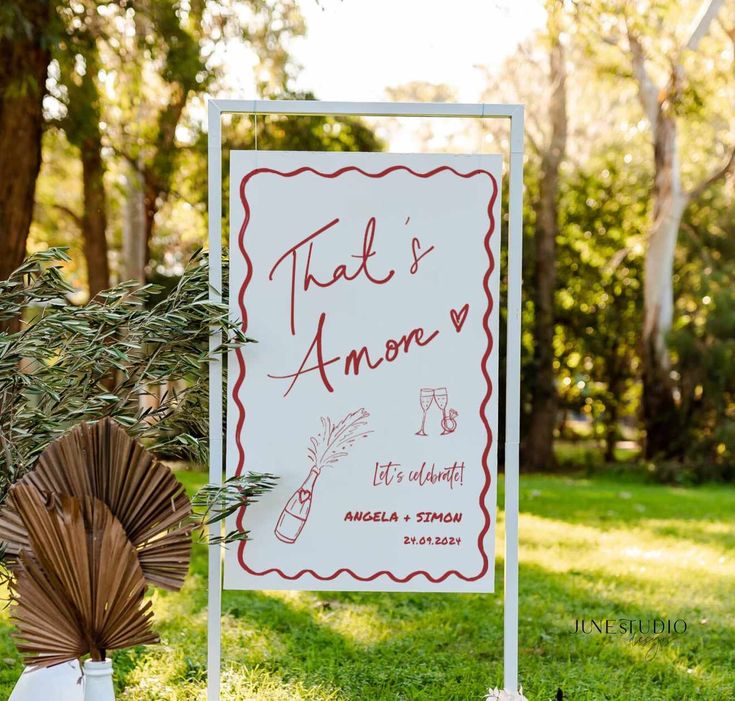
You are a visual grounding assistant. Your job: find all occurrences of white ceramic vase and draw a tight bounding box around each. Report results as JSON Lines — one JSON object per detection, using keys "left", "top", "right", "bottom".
{"left": 9, "top": 661, "right": 83, "bottom": 700}
{"left": 83, "top": 659, "right": 115, "bottom": 701}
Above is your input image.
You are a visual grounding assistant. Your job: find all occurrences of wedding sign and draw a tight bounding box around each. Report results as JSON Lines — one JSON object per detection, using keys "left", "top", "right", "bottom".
{"left": 225, "top": 151, "right": 501, "bottom": 593}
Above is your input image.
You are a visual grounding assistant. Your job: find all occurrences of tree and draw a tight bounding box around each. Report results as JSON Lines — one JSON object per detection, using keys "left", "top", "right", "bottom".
{"left": 590, "top": 0, "right": 735, "bottom": 457}
{"left": 0, "top": 2, "right": 58, "bottom": 284}
{"left": 2, "top": 1, "right": 309, "bottom": 294}
{"left": 114, "top": 0, "right": 305, "bottom": 280}
{"left": 524, "top": 2, "right": 568, "bottom": 470}
{"left": 150, "top": 101, "right": 383, "bottom": 274}
{"left": 666, "top": 176, "right": 735, "bottom": 478}
{"left": 628, "top": 1, "right": 735, "bottom": 457}
{"left": 57, "top": 33, "right": 110, "bottom": 295}
{"left": 557, "top": 151, "right": 645, "bottom": 462}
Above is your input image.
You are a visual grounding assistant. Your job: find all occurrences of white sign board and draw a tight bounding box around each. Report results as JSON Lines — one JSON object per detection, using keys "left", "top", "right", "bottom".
{"left": 225, "top": 151, "right": 502, "bottom": 593}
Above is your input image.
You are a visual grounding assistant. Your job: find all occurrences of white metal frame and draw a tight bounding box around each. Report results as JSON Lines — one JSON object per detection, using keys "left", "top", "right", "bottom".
{"left": 207, "top": 98, "right": 525, "bottom": 700}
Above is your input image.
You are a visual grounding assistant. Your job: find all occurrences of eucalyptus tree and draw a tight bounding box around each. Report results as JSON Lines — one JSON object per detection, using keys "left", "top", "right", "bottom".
{"left": 668, "top": 176, "right": 735, "bottom": 476}
{"left": 576, "top": 0, "right": 735, "bottom": 457}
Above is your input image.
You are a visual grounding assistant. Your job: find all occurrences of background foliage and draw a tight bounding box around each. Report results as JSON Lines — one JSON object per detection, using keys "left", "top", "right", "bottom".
{"left": 2, "top": 2, "right": 735, "bottom": 481}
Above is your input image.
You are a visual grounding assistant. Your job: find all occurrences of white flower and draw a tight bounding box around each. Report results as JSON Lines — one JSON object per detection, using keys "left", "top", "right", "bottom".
{"left": 485, "top": 687, "right": 529, "bottom": 701}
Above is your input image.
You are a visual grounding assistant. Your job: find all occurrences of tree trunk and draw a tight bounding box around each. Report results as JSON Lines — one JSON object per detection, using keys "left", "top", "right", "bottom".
{"left": 0, "top": 3, "right": 52, "bottom": 283}
{"left": 144, "top": 180, "right": 157, "bottom": 260}
{"left": 81, "top": 132, "right": 110, "bottom": 296}
{"left": 603, "top": 385, "right": 620, "bottom": 463}
{"left": 122, "top": 165, "right": 156, "bottom": 415}
{"left": 624, "top": 2, "right": 727, "bottom": 459}
{"left": 141, "top": 81, "right": 188, "bottom": 260}
{"left": 123, "top": 165, "right": 147, "bottom": 283}
{"left": 524, "top": 11, "right": 567, "bottom": 471}
{"left": 642, "top": 112, "right": 688, "bottom": 458}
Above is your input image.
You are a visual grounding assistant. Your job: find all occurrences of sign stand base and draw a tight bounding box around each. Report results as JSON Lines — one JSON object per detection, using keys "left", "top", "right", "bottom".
{"left": 487, "top": 689, "right": 529, "bottom": 701}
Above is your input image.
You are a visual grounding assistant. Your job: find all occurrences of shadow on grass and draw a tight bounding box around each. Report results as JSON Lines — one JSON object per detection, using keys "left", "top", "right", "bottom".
{"left": 518, "top": 475, "right": 735, "bottom": 536}
{"left": 6, "top": 472, "right": 735, "bottom": 700}
{"left": 113, "top": 544, "right": 735, "bottom": 700}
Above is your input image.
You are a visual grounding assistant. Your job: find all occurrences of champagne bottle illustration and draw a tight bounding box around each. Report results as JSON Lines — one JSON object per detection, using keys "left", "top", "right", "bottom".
{"left": 274, "top": 408, "right": 370, "bottom": 544}
{"left": 274, "top": 467, "right": 320, "bottom": 544}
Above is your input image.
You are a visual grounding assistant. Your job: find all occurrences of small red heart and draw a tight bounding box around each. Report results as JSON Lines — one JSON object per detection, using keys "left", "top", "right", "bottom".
{"left": 450, "top": 304, "right": 470, "bottom": 333}
{"left": 298, "top": 489, "right": 311, "bottom": 504}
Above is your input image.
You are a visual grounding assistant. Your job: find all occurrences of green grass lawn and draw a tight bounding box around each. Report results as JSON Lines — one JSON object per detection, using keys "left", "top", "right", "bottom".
{"left": 2, "top": 471, "right": 735, "bottom": 700}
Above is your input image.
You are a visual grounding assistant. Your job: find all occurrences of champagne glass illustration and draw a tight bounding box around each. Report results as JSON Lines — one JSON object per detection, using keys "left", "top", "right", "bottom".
{"left": 416, "top": 388, "right": 435, "bottom": 436}
{"left": 434, "top": 387, "right": 449, "bottom": 434}
{"left": 275, "top": 408, "right": 371, "bottom": 544}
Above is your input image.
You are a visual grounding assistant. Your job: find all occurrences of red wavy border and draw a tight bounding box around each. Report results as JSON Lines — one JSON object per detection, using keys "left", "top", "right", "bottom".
{"left": 232, "top": 163, "right": 498, "bottom": 584}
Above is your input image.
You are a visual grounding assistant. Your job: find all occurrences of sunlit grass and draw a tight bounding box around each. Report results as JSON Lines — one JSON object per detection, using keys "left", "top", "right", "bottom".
{"left": 1, "top": 471, "right": 734, "bottom": 700}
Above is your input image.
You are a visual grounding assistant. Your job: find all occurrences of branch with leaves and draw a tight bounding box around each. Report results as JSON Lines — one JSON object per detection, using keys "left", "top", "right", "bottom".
{"left": 0, "top": 247, "right": 252, "bottom": 502}
{"left": 192, "top": 473, "right": 279, "bottom": 544}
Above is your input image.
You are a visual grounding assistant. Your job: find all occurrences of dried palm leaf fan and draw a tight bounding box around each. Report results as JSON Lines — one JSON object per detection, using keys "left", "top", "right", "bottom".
{"left": 7, "top": 483, "right": 158, "bottom": 668}
{"left": 0, "top": 418, "right": 192, "bottom": 591}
